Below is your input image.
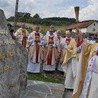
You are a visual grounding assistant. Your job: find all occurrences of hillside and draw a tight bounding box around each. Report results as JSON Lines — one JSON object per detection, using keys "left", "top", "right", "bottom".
{"left": 7, "top": 12, "right": 76, "bottom": 26}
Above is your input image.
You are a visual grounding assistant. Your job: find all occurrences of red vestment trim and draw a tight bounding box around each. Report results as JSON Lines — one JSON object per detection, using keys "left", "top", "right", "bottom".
{"left": 96, "top": 50, "right": 98, "bottom": 55}
{"left": 47, "top": 36, "right": 54, "bottom": 65}
{"left": 36, "top": 43, "right": 39, "bottom": 63}
{"left": 49, "top": 36, "right": 54, "bottom": 42}
{"left": 58, "top": 36, "right": 60, "bottom": 40}
{"left": 77, "top": 39, "right": 84, "bottom": 47}
{"left": 35, "top": 32, "right": 40, "bottom": 36}
{"left": 35, "top": 32, "right": 40, "bottom": 63}
{"left": 66, "top": 38, "right": 71, "bottom": 45}
{"left": 47, "top": 48, "right": 52, "bottom": 65}
{"left": 22, "top": 30, "right": 27, "bottom": 47}
{"left": 22, "top": 37, "right": 27, "bottom": 47}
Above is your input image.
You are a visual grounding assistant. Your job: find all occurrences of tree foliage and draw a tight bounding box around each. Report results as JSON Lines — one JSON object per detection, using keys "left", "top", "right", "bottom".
{"left": 7, "top": 13, "right": 76, "bottom": 26}
{"left": 33, "top": 13, "right": 41, "bottom": 19}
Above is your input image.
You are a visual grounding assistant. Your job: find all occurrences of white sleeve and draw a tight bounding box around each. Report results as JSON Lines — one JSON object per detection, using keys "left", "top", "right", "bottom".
{"left": 26, "top": 30, "right": 29, "bottom": 36}
{"left": 61, "top": 39, "right": 67, "bottom": 49}
{"left": 38, "top": 37, "right": 44, "bottom": 46}
{"left": 46, "top": 31, "right": 49, "bottom": 35}
{"left": 88, "top": 56, "right": 97, "bottom": 72}
{"left": 27, "top": 33, "right": 34, "bottom": 46}
{"left": 53, "top": 32, "right": 57, "bottom": 37}
{"left": 53, "top": 37, "right": 57, "bottom": 46}
{"left": 41, "top": 35, "right": 48, "bottom": 46}
{"left": 14, "top": 29, "right": 21, "bottom": 37}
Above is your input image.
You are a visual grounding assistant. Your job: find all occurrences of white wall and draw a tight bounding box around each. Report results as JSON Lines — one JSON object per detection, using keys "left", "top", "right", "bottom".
{"left": 80, "top": 28, "right": 87, "bottom": 33}
{"left": 71, "top": 28, "right": 87, "bottom": 33}
{"left": 87, "top": 22, "right": 98, "bottom": 34}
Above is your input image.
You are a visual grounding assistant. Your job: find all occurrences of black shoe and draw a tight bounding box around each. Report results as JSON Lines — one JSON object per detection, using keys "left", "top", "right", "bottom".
{"left": 65, "top": 88, "right": 73, "bottom": 92}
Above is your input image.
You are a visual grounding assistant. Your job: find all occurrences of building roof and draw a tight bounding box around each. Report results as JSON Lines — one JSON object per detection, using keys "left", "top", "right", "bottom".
{"left": 66, "top": 20, "right": 95, "bottom": 30}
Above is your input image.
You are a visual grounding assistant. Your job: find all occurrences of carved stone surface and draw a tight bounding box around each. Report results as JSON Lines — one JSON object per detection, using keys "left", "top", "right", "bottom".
{"left": 0, "top": 9, "right": 28, "bottom": 98}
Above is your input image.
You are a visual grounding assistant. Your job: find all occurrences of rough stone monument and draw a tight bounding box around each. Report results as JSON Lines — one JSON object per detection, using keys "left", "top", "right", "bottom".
{"left": 0, "top": 9, "right": 28, "bottom": 98}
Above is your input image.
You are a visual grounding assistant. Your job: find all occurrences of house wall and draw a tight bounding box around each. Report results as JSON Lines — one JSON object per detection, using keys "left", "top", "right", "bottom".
{"left": 66, "top": 22, "right": 98, "bottom": 36}
{"left": 80, "top": 28, "right": 87, "bottom": 33}
{"left": 71, "top": 28, "right": 87, "bottom": 33}
{"left": 87, "top": 22, "right": 98, "bottom": 34}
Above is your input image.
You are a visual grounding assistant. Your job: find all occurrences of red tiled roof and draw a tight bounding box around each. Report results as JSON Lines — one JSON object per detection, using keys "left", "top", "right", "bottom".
{"left": 66, "top": 21, "right": 95, "bottom": 30}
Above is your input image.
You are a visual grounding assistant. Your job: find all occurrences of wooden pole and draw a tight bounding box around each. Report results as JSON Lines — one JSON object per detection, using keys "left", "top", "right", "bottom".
{"left": 74, "top": 6, "right": 80, "bottom": 32}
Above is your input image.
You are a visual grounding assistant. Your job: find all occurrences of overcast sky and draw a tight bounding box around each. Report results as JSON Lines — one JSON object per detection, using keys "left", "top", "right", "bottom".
{"left": 0, "top": 0, "right": 98, "bottom": 21}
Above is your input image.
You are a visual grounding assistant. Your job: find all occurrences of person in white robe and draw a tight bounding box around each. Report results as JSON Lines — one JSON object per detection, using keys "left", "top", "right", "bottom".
{"left": 79, "top": 44, "right": 98, "bottom": 98}
{"left": 54, "top": 30, "right": 64, "bottom": 72}
{"left": 46, "top": 25, "right": 57, "bottom": 36}
{"left": 14, "top": 23, "right": 29, "bottom": 47}
{"left": 27, "top": 25, "right": 43, "bottom": 73}
{"left": 61, "top": 31, "right": 73, "bottom": 49}
{"left": 61, "top": 31, "right": 75, "bottom": 90}
{"left": 42, "top": 27, "right": 58, "bottom": 71}
{"left": 60, "top": 31, "right": 73, "bottom": 65}
{"left": 62, "top": 31, "right": 85, "bottom": 90}
{"left": 72, "top": 33, "right": 92, "bottom": 98}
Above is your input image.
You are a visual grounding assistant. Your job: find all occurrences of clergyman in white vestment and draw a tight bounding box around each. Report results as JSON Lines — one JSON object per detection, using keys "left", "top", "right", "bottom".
{"left": 27, "top": 25, "right": 43, "bottom": 73}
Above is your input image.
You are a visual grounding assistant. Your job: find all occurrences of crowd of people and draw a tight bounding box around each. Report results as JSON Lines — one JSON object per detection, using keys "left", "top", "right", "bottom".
{"left": 11, "top": 23, "right": 98, "bottom": 98}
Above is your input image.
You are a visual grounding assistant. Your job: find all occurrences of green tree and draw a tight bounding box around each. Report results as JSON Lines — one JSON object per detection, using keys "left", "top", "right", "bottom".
{"left": 33, "top": 13, "right": 41, "bottom": 19}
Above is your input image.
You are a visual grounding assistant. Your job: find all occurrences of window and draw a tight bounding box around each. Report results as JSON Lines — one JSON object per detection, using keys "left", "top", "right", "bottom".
{"left": 92, "top": 28, "right": 95, "bottom": 31}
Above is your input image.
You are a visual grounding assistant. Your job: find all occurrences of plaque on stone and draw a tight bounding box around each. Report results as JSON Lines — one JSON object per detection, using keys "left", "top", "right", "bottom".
{"left": 0, "top": 9, "right": 28, "bottom": 98}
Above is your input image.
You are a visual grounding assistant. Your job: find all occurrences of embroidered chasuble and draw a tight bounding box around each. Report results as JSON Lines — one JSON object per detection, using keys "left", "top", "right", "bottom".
{"left": 47, "top": 36, "right": 54, "bottom": 65}
{"left": 35, "top": 33, "right": 40, "bottom": 63}
{"left": 72, "top": 43, "right": 92, "bottom": 98}
{"left": 22, "top": 30, "right": 27, "bottom": 47}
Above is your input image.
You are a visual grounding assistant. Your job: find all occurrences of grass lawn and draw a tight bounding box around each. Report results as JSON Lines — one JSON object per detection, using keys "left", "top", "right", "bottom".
{"left": 27, "top": 71, "right": 65, "bottom": 84}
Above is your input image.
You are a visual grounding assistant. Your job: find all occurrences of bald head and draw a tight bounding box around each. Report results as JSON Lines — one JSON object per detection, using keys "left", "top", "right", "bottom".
{"left": 49, "top": 25, "right": 55, "bottom": 32}
{"left": 65, "top": 31, "right": 71, "bottom": 38}
{"left": 57, "top": 30, "right": 62, "bottom": 37}
{"left": 21, "top": 23, "right": 26, "bottom": 29}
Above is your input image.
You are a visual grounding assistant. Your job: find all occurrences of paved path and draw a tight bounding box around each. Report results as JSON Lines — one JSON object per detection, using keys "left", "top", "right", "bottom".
{"left": 20, "top": 80, "right": 66, "bottom": 98}
{"left": 62, "top": 90, "right": 72, "bottom": 98}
